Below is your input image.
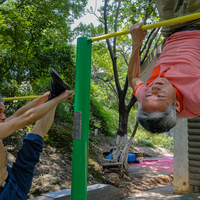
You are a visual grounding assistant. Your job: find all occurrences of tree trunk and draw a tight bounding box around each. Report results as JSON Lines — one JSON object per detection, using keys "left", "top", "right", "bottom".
{"left": 120, "top": 122, "right": 139, "bottom": 172}
{"left": 111, "top": 96, "right": 129, "bottom": 162}
{"left": 111, "top": 134, "right": 124, "bottom": 162}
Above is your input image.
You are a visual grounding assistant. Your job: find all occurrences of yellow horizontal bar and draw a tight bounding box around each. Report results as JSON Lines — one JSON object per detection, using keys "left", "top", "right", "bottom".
{"left": 3, "top": 93, "right": 74, "bottom": 101}
{"left": 92, "top": 12, "right": 200, "bottom": 42}
{"left": 3, "top": 96, "right": 41, "bottom": 101}
{"left": 142, "top": 12, "right": 200, "bottom": 30}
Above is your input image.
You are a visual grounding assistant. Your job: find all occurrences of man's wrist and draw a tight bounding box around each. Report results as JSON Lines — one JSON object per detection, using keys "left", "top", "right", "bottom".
{"left": 132, "top": 43, "right": 141, "bottom": 51}
{"left": 42, "top": 92, "right": 50, "bottom": 99}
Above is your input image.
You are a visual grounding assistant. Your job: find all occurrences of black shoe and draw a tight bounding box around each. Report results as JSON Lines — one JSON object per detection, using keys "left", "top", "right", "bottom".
{"left": 50, "top": 68, "right": 71, "bottom": 99}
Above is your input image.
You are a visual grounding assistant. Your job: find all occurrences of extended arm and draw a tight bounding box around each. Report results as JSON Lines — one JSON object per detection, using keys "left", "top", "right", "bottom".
{"left": 0, "top": 90, "right": 74, "bottom": 139}
{"left": 6, "top": 92, "right": 50, "bottom": 122}
{"left": 128, "top": 23, "right": 147, "bottom": 90}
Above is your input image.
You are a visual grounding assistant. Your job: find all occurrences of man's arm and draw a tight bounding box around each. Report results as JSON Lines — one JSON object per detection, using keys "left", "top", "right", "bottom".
{"left": 128, "top": 23, "right": 147, "bottom": 90}
{"left": 0, "top": 90, "right": 74, "bottom": 139}
{"left": 5, "top": 92, "right": 50, "bottom": 122}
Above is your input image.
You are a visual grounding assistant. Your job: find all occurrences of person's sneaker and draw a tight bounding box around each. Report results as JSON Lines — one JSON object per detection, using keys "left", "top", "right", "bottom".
{"left": 50, "top": 68, "right": 71, "bottom": 99}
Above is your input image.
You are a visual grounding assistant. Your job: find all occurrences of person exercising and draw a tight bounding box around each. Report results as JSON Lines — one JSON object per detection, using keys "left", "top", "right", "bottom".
{"left": 0, "top": 69, "right": 74, "bottom": 200}
{"left": 128, "top": 0, "right": 200, "bottom": 133}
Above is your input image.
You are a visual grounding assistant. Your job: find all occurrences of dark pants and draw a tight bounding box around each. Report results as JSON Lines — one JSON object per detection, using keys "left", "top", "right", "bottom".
{"left": 0, "top": 134, "right": 43, "bottom": 200}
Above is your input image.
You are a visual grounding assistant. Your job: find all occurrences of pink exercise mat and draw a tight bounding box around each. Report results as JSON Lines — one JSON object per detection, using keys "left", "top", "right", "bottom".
{"left": 130, "top": 156, "right": 173, "bottom": 174}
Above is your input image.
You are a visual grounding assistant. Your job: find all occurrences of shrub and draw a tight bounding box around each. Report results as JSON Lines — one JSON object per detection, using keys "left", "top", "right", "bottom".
{"left": 135, "top": 125, "right": 174, "bottom": 152}
{"left": 90, "top": 96, "right": 117, "bottom": 135}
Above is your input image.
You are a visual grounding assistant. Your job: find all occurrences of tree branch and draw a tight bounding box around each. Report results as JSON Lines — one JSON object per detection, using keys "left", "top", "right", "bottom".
{"left": 152, "top": 33, "right": 161, "bottom": 52}
{"left": 87, "top": 0, "right": 104, "bottom": 24}
{"left": 119, "top": 51, "right": 129, "bottom": 98}
{"left": 0, "top": 0, "right": 6, "bottom": 5}
{"left": 140, "top": 28, "right": 156, "bottom": 56}
{"left": 123, "top": 76, "right": 129, "bottom": 98}
{"left": 113, "top": 0, "right": 122, "bottom": 95}
{"left": 119, "top": 121, "right": 139, "bottom": 171}
{"left": 140, "top": 27, "right": 160, "bottom": 65}
{"left": 93, "top": 13, "right": 104, "bottom": 24}
{"left": 129, "top": 121, "right": 138, "bottom": 141}
{"left": 113, "top": 0, "right": 121, "bottom": 52}
{"left": 143, "top": 0, "right": 152, "bottom": 25}
{"left": 125, "top": 45, "right": 132, "bottom": 54}
{"left": 26, "top": 29, "right": 34, "bottom": 58}
{"left": 104, "top": 0, "right": 121, "bottom": 93}
{"left": 127, "top": 94, "right": 137, "bottom": 112}
{"left": 3, "top": 59, "right": 14, "bottom": 76}
{"left": 104, "top": 0, "right": 108, "bottom": 35}
{"left": 96, "top": 76, "right": 118, "bottom": 97}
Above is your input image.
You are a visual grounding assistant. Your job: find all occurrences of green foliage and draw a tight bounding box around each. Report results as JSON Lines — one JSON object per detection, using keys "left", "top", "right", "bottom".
{"left": 88, "top": 158, "right": 103, "bottom": 182}
{"left": 55, "top": 101, "right": 74, "bottom": 124}
{"left": 137, "top": 139, "right": 155, "bottom": 148}
{"left": 90, "top": 94, "right": 117, "bottom": 136}
{"left": 44, "top": 124, "right": 73, "bottom": 150}
{"left": 1, "top": 79, "right": 35, "bottom": 117}
{"left": 31, "top": 77, "right": 51, "bottom": 95}
{"left": 134, "top": 127, "right": 174, "bottom": 152}
{"left": 73, "top": 0, "right": 161, "bottom": 141}
{"left": 0, "top": 0, "right": 84, "bottom": 90}
{"left": 89, "top": 132, "right": 115, "bottom": 146}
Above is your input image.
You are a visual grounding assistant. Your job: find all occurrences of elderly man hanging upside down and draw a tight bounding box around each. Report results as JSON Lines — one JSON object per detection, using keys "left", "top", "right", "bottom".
{"left": 0, "top": 69, "right": 74, "bottom": 200}
{"left": 128, "top": 0, "right": 200, "bottom": 133}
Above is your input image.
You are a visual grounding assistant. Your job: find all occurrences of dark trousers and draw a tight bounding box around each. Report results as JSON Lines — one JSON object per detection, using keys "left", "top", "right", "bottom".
{"left": 0, "top": 134, "right": 43, "bottom": 200}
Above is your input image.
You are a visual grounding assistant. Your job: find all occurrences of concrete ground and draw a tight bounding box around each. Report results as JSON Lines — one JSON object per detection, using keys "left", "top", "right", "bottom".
{"left": 123, "top": 162, "right": 173, "bottom": 193}
{"left": 123, "top": 158, "right": 199, "bottom": 200}
{"left": 123, "top": 186, "right": 200, "bottom": 200}
{"left": 122, "top": 155, "right": 200, "bottom": 200}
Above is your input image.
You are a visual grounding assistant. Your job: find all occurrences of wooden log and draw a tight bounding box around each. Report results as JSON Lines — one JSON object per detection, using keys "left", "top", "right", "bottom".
{"left": 102, "top": 162, "right": 122, "bottom": 167}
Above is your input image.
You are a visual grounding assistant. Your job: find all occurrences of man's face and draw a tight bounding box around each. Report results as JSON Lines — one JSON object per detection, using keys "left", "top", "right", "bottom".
{"left": 142, "top": 78, "right": 179, "bottom": 113}
{"left": 0, "top": 102, "right": 6, "bottom": 123}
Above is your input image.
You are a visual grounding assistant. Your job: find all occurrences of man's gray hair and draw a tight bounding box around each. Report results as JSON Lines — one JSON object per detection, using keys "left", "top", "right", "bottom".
{"left": 0, "top": 96, "right": 5, "bottom": 106}
{"left": 136, "top": 101, "right": 178, "bottom": 134}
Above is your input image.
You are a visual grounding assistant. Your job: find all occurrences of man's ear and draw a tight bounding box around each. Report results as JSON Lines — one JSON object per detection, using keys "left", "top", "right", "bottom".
{"left": 174, "top": 100, "right": 181, "bottom": 112}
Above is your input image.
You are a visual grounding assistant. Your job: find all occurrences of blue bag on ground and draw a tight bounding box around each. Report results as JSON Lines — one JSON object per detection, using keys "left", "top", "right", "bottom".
{"left": 107, "top": 153, "right": 139, "bottom": 163}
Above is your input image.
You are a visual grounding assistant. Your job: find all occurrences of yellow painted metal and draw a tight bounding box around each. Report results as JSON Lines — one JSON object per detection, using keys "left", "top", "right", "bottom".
{"left": 92, "top": 12, "right": 200, "bottom": 42}
{"left": 3, "top": 93, "right": 74, "bottom": 101}
{"left": 3, "top": 96, "right": 41, "bottom": 101}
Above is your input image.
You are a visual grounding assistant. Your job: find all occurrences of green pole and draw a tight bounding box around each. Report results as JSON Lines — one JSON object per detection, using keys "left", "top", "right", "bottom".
{"left": 71, "top": 37, "right": 92, "bottom": 200}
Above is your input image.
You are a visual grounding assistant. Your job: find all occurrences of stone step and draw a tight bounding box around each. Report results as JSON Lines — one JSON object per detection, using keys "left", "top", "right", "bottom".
{"left": 29, "top": 184, "right": 126, "bottom": 200}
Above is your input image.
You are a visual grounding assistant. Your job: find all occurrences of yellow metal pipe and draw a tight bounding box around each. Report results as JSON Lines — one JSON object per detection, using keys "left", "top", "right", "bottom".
{"left": 3, "top": 13, "right": 200, "bottom": 102}
{"left": 3, "top": 96, "right": 41, "bottom": 101}
{"left": 92, "top": 12, "right": 200, "bottom": 42}
{"left": 3, "top": 94, "right": 74, "bottom": 101}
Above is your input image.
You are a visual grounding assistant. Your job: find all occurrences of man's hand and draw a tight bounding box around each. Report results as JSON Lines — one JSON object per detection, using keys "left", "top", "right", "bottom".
{"left": 42, "top": 91, "right": 51, "bottom": 99}
{"left": 130, "top": 23, "right": 147, "bottom": 47}
{"left": 128, "top": 23, "right": 146, "bottom": 90}
{"left": 57, "top": 90, "right": 74, "bottom": 102}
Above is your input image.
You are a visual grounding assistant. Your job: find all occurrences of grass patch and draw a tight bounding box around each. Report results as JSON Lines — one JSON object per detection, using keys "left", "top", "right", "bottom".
{"left": 133, "top": 126, "right": 173, "bottom": 152}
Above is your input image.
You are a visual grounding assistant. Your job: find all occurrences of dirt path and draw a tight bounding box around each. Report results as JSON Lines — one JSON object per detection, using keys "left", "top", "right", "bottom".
{"left": 118, "top": 146, "right": 173, "bottom": 196}
{"left": 5, "top": 136, "right": 173, "bottom": 199}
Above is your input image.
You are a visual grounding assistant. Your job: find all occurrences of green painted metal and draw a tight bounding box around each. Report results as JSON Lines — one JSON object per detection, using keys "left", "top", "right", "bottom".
{"left": 71, "top": 37, "right": 92, "bottom": 200}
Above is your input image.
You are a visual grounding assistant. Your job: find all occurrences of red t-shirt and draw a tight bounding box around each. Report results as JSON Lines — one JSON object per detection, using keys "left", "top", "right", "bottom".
{"left": 134, "top": 30, "right": 200, "bottom": 118}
